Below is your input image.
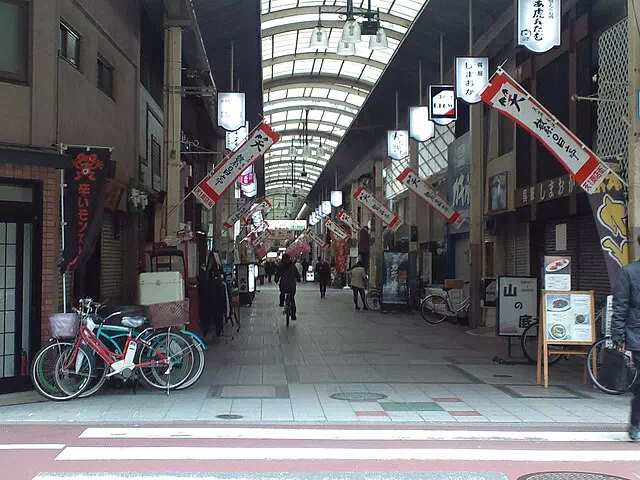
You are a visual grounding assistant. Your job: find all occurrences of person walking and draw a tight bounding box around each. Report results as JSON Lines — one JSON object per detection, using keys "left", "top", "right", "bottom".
{"left": 611, "top": 240, "right": 640, "bottom": 440}
{"left": 301, "top": 258, "right": 310, "bottom": 282}
{"left": 266, "top": 260, "right": 274, "bottom": 283}
{"left": 316, "top": 257, "right": 331, "bottom": 298}
{"left": 350, "top": 260, "right": 368, "bottom": 310}
{"left": 275, "top": 254, "right": 301, "bottom": 320}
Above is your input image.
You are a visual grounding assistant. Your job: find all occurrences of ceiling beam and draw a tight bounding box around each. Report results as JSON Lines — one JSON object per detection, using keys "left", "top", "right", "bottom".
{"left": 266, "top": 105, "right": 356, "bottom": 119}
{"left": 265, "top": 96, "right": 360, "bottom": 113}
{"left": 269, "top": 129, "right": 343, "bottom": 143}
{"left": 262, "top": 21, "right": 403, "bottom": 41}
{"left": 261, "top": 6, "right": 412, "bottom": 28}
{"left": 264, "top": 76, "right": 371, "bottom": 96}
{"left": 263, "top": 52, "right": 386, "bottom": 71}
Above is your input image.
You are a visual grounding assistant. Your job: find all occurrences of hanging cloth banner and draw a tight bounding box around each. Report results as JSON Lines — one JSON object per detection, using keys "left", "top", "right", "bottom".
{"left": 323, "top": 217, "right": 350, "bottom": 242}
{"left": 193, "top": 122, "right": 279, "bottom": 209}
{"left": 60, "top": 146, "right": 111, "bottom": 272}
{"left": 396, "top": 167, "right": 465, "bottom": 229}
{"left": 224, "top": 196, "right": 261, "bottom": 229}
{"left": 353, "top": 186, "right": 403, "bottom": 231}
{"left": 304, "top": 228, "right": 327, "bottom": 248}
{"left": 336, "top": 209, "right": 362, "bottom": 232}
{"left": 480, "top": 68, "right": 610, "bottom": 194}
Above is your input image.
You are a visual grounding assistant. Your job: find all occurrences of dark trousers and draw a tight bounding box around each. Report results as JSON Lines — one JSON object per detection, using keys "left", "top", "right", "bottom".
{"left": 632, "top": 353, "right": 640, "bottom": 426}
{"left": 319, "top": 279, "right": 328, "bottom": 297}
{"left": 267, "top": 274, "right": 272, "bottom": 283}
{"left": 279, "top": 291, "right": 297, "bottom": 317}
{"left": 352, "top": 287, "right": 366, "bottom": 307}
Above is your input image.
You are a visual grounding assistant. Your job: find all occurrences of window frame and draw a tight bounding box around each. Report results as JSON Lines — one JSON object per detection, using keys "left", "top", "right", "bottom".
{"left": 59, "top": 21, "right": 80, "bottom": 69}
{"left": 0, "top": 0, "right": 29, "bottom": 84}
{"left": 96, "top": 55, "right": 114, "bottom": 98}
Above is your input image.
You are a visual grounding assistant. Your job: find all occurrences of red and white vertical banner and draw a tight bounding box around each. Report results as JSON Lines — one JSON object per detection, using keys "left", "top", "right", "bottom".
{"left": 303, "top": 228, "right": 327, "bottom": 248}
{"left": 396, "top": 167, "right": 465, "bottom": 228}
{"left": 336, "top": 209, "right": 362, "bottom": 232}
{"left": 481, "top": 68, "right": 610, "bottom": 193}
{"left": 193, "top": 122, "right": 279, "bottom": 209}
{"left": 323, "top": 217, "right": 350, "bottom": 242}
{"left": 224, "top": 197, "right": 261, "bottom": 229}
{"left": 242, "top": 197, "right": 272, "bottom": 224}
{"left": 353, "top": 186, "right": 403, "bottom": 231}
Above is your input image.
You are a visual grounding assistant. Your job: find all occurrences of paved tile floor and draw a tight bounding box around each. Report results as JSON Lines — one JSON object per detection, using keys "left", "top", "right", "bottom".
{"left": 0, "top": 284, "right": 632, "bottom": 424}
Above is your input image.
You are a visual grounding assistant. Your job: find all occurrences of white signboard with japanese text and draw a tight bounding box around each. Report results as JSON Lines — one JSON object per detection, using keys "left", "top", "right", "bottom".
{"left": 409, "top": 106, "right": 435, "bottom": 141}
{"left": 218, "top": 92, "right": 246, "bottom": 131}
{"left": 244, "top": 197, "right": 272, "bottom": 223}
{"left": 331, "top": 190, "right": 343, "bottom": 207}
{"left": 336, "top": 209, "right": 362, "bottom": 232}
{"left": 456, "top": 57, "right": 489, "bottom": 104}
{"left": 543, "top": 291, "right": 595, "bottom": 344}
{"left": 323, "top": 217, "right": 350, "bottom": 241}
{"left": 429, "top": 85, "right": 457, "bottom": 125}
{"left": 497, "top": 276, "right": 538, "bottom": 337}
{"left": 481, "top": 68, "right": 609, "bottom": 194}
{"left": 353, "top": 186, "right": 402, "bottom": 231}
{"left": 223, "top": 196, "right": 261, "bottom": 229}
{"left": 517, "top": 0, "right": 561, "bottom": 53}
{"left": 387, "top": 130, "right": 409, "bottom": 160}
{"left": 266, "top": 220, "right": 306, "bottom": 231}
{"left": 193, "top": 123, "right": 279, "bottom": 209}
{"left": 397, "top": 168, "right": 465, "bottom": 228}
{"left": 304, "top": 228, "right": 327, "bottom": 248}
{"left": 226, "top": 121, "right": 249, "bottom": 151}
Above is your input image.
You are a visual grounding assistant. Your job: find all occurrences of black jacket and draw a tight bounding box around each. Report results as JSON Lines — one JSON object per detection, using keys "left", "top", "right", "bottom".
{"left": 316, "top": 261, "right": 331, "bottom": 281}
{"left": 612, "top": 261, "right": 640, "bottom": 351}
{"left": 276, "top": 259, "right": 300, "bottom": 293}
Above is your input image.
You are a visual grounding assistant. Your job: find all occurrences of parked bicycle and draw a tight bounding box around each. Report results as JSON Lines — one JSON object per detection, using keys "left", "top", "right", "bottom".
{"left": 420, "top": 281, "right": 470, "bottom": 325}
{"left": 587, "top": 338, "right": 638, "bottom": 395}
{"left": 365, "top": 288, "right": 382, "bottom": 311}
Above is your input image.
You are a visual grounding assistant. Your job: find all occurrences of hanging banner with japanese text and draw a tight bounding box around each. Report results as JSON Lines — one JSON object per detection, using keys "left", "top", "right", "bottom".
{"left": 353, "top": 186, "right": 402, "bottom": 231}
{"left": 223, "top": 196, "right": 261, "bottom": 229}
{"left": 193, "top": 122, "right": 279, "bottom": 209}
{"left": 455, "top": 57, "right": 489, "bottom": 104}
{"left": 243, "top": 197, "right": 272, "bottom": 224}
{"left": 517, "top": 0, "right": 561, "bottom": 53}
{"left": 60, "top": 147, "right": 110, "bottom": 272}
{"left": 336, "top": 209, "right": 362, "bottom": 232}
{"left": 481, "top": 68, "right": 609, "bottom": 194}
{"left": 323, "top": 217, "right": 350, "bottom": 242}
{"left": 304, "top": 228, "right": 327, "bottom": 248}
{"left": 397, "top": 168, "right": 465, "bottom": 229}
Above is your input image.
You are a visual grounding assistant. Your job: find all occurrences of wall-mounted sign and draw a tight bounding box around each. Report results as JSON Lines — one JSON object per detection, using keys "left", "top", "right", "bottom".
{"left": 447, "top": 133, "right": 470, "bottom": 234}
{"left": 387, "top": 130, "right": 409, "bottom": 160}
{"left": 193, "top": 123, "right": 279, "bottom": 210}
{"left": 456, "top": 57, "right": 489, "bottom": 104}
{"left": 323, "top": 217, "right": 350, "bottom": 242}
{"left": 331, "top": 190, "right": 343, "bottom": 207}
{"left": 397, "top": 168, "right": 465, "bottom": 228}
{"left": 226, "top": 121, "right": 249, "bottom": 151}
{"left": 336, "top": 209, "right": 362, "bottom": 232}
{"left": 514, "top": 174, "right": 576, "bottom": 208}
{"left": 267, "top": 220, "right": 307, "bottom": 231}
{"left": 497, "top": 276, "right": 538, "bottom": 337}
{"left": 488, "top": 172, "right": 508, "bottom": 213}
{"left": 218, "top": 92, "right": 246, "bottom": 131}
{"left": 429, "top": 85, "right": 456, "bottom": 125}
{"left": 409, "top": 106, "right": 435, "bottom": 141}
{"left": 482, "top": 277, "right": 497, "bottom": 307}
{"left": 517, "top": 0, "right": 561, "bottom": 53}
{"left": 482, "top": 68, "right": 609, "bottom": 194}
{"left": 353, "top": 185, "right": 402, "bottom": 231}
{"left": 543, "top": 256, "right": 571, "bottom": 291}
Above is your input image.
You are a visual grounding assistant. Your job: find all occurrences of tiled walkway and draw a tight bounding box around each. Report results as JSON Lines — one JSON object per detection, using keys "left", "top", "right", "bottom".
{"left": 0, "top": 284, "right": 631, "bottom": 424}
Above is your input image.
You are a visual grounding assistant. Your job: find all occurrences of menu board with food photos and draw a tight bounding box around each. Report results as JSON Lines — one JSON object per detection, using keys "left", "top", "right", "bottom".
{"left": 543, "top": 256, "right": 571, "bottom": 291}
{"left": 542, "top": 290, "right": 595, "bottom": 345}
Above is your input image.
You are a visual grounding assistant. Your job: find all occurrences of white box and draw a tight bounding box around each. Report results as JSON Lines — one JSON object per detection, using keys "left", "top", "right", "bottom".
{"left": 139, "top": 272, "right": 185, "bottom": 305}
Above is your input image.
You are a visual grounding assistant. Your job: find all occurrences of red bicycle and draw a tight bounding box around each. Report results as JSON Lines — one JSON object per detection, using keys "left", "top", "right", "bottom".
{"left": 55, "top": 301, "right": 195, "bottom": 399}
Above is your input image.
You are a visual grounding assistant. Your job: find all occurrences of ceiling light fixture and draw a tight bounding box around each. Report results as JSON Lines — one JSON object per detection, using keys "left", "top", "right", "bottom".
{"left": 309, "top": 7, "right": 329, "bottom": 49}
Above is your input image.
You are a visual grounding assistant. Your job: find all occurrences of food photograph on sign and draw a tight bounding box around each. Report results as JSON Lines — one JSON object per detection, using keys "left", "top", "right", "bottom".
{"left": 545, "top": 292, "right": 593, "bottom": 343}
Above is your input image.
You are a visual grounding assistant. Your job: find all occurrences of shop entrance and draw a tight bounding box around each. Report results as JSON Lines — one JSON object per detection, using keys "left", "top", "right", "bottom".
{"left": 0, "top": 181, "right": 41, "bottom": 393}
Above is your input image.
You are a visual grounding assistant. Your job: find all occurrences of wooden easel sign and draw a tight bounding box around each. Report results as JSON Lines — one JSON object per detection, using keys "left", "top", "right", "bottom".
{"left": 537, "top": 290, "right": 596, "bottom": 388}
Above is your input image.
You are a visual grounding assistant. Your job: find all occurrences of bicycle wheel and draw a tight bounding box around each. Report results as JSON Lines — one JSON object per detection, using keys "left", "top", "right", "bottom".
{"left": 31, "top": 341, "right": 76, "bottom": 401}
{"left": 285, "top": 295, "right": 290, "bottom": 328}
{"left": 587, "top": 338, "right": 637, "bottom": 395}
{"left": 365, "top": 289, "right": 381, "bottom": 311}
{"left": 136, "top": 332, "right": 194, "bottom": 390}
{"left": 79, "top": 353, "right": 109, "bottom": 398}
{"left": 421, "top": 295, "right": 449, "bottom": 324}
{"left": 521, "top": 323, "right": 563, "bottom": 365}
{"left": 54, "top": 345, "right": 94, "bottom": 400}
{"left": 175, "top": 334, "right": 205, "bottom": 390}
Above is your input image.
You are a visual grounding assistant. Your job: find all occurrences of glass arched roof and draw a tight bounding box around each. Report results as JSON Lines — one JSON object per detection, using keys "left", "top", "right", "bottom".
{"left": 261, "top": 0, "right": 428, "bottom": 200}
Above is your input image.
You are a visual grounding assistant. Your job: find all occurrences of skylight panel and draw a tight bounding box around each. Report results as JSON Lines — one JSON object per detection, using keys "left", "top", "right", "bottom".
{"left": 319, "top": 59, "right": 342, "bottom": 75}
{"left": 272, "top": 61, "right": 294, "bottom": 77}
{"left": 327, "top": 90, "right": 348, "bottom": 102}
{"left": 360, "top": 65, "right": 383, "bottom": 84}
{"left": 286, "top": 88, "right": 305, "bottom": 97}
{"left": 294, "top": 59, "right": 315, "bottom": 75}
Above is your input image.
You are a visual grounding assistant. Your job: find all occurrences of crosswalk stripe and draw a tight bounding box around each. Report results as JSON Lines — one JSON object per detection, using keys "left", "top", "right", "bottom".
{"left": 55, "top": 446, "right": 640, "bottom": 462}
{"left": 79, "top": 427, "right": 628, "bottom": 442}
{"left": 0, "top": 444, "right": 65, "bottom": 450}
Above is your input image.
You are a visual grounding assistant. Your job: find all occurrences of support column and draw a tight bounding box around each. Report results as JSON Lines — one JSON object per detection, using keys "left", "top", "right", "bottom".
{"left": 469, "top": 103, "right": 484, "bottom": 329}
{"left": 370, "top": 160, "right": 385, "bottom": 288}
{"left": 162, "top": 25, "right": 183, "bottom": 240}
{"left": 628, "top": 0, "right": 640, "bottom": 260}
{"left": 408, "top": 138, "right": 419, "bottom": 307}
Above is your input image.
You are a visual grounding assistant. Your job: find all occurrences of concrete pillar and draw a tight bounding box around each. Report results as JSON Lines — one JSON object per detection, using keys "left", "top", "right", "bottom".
{"left": 628, "top": 0, "right": 640, "bottom": 260}
{"left": 162, "top": 25, "right": 183, "bottom": 240}
{"left": 468, "top": 103, "right": 484, "bottom": 329}
{"left": 370, "top": 160, "right": 385, "bottom": 288}
{"left": 408, "top": 138, "right": 419, "bottom": 306}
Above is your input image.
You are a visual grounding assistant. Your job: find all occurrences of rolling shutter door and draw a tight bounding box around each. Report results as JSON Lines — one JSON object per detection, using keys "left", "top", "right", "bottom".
{"left": 505, "top": 218, "right": 530, "bottom": 276}
{"left": 576, "top": 215, "right": 610, "bottom": 303}
{"left": 101, "top": 211, "right": 123, "bottom": 302}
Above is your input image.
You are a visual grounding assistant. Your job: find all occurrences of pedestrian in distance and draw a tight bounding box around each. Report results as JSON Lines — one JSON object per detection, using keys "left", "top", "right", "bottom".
{"left": 302, "top": 258, "right": 310, "bottom": 282}
{"left": 350, "top": 260, "right": 368, "bottom": 310}
{"left": 316, "top": 256, "right": 331, "bottom": 298}
{"left": 275, "top": 254, "right": 301, "bottom": 320}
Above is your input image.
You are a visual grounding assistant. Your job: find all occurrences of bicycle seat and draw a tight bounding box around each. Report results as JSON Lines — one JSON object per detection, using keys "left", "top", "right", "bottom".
{"left": 98, "top": 305, "right": 148, "bottom": 324}
{"left": 121, "top": 316, "right": 147, "bottom": 328}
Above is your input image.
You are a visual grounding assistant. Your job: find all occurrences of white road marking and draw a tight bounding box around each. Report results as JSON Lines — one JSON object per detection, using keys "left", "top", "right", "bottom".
{"left": 0, "top": 444, "right": 65, "bottom": 450}
{"left": 79, "top": 427, "right": 628, "bottom": 442}
{"left": 55, "top": 446, "right": 640, "bottom": 462}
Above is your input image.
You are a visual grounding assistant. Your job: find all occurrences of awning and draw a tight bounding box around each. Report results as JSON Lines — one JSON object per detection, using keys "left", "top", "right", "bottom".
{"left": 0, "top": 144, "right": 73, "bottom": 169}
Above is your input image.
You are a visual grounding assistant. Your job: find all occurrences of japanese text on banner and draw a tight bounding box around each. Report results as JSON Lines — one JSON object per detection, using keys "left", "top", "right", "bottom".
{"left": 353, "top": 186, "right": 402, "bottom": 230}
{"left": 323, "top": 217, "right": 350, "bottom": 241}
{"left": 337, "top": 209, "right": 362, "bottom": 232}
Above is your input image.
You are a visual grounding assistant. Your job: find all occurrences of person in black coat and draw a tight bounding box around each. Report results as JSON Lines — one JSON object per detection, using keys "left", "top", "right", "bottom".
{"left": 611, "top": 243, "right": 640, "bottom": 440}
{"left": 275, "top": 254, "right": 301, "bottom": 319}
{"left": 315, "top": 257, "right": 331, "bottom": 298}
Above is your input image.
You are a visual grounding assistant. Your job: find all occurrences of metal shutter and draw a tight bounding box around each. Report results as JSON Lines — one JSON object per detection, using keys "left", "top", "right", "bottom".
{"left": 101, "top": 211, "right": 124, "bottom": 302}
{"left": 505, "top": 217, "right": 530, "bottom": 276}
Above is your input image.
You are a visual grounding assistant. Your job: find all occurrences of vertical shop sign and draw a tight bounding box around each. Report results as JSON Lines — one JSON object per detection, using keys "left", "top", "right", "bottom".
{"left": 456, "top": 57, "right": 489, "bottom": 104}
{"left": 353, "top": 186, "right": 402, "bottom": 231}
{"left": 226, "top": 121, "right": 249, "bottom": 151}
{"left": 218, "top": 93, "right": 246, "bottom": 131}
{"left": 481, "top": 68, "right": 610, "bottom": 194}
{"left": 304, "top": 228, "right": 327, "bottom": 248}
{"left": 429, "top": 85, "right": 457, "bottom": 125}
{"left": 193, "top": 123, "right": 279, "bottom": 209}
{"left": 497, "top": 276, "right": 538, "bottom": 336}
{"left": 323, "top": 217, "right": 350, "bottom": 242}
{"left": 447, "top": 133, "right": 471, "bottom": 234}
{"left": 60, "top": 147, "right": 110, "bottom": 272}
{"left": 517, "top": 0, "right": 561, "bottom": 53}
{"left": 387, "top": 130, "right": 409, "bottom": 160}
{"left": 409, "top": 106, "right": 435, "bottom": 141}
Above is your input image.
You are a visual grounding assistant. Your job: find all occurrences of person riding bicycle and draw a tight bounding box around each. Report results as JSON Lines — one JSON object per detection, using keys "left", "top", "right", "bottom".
{"left": 611, "top": 236, "right": 640, "bottom": 440}
{"left": 275, "top": 254, "right": 301, "bottom": 320}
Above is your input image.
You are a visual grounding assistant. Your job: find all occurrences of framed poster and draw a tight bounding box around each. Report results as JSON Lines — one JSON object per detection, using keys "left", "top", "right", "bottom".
{"left": 382, "top": 251, "right": 409, "bottom": 305}
{"left": 496, "top": 276, "right": 538, "bottom": 336}
{"left": 237, "top": 264, "right": 249, "bottom": 293}
{"left": 488, "top": 172, "right": 508, "bottom": 213}
{"left": 543, "top": 256, "right": 571, "bottom": 291}
{"left": 482, "top": 277, "right": 497, "bottom": 307}
{"left": 542, "top": 290, "right": 595, "bottom": 345}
